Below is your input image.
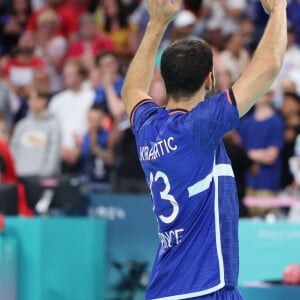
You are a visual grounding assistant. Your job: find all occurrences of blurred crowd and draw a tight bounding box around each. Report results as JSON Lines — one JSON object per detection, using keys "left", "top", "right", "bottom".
{"left": 0, "top": 0, "right": 300, "bottom": 217}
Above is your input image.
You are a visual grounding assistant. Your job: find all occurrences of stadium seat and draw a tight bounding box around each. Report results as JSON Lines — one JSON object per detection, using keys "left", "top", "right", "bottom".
{"left": 0, "top": 184, "right": 18, "bottom": 215}
{"left": 19, "top": 176, "right": 84, "bottom": 212}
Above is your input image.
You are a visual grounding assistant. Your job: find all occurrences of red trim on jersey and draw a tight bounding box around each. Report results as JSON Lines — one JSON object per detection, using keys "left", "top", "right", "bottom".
{"left": 226, "top": 89, "right": 233, "bottom": 105}
{"left": 130, "top": 99, "right": 157, "bottom": 125}
{"left": 226, "top": 88, "right": 237, "bottom": 107}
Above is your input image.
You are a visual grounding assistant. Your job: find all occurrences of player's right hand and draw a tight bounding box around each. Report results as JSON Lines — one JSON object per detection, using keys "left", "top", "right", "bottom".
{"left": 260, "top": 0, "right": 287, "bottom": 15}
{"left": 146, "top": 0, "right": 182, "bottom": 26}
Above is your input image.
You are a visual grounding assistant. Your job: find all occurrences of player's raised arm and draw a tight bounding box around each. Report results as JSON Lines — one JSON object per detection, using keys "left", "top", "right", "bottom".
{"left": 232, "top": 0, "right": 287, "bottom": 117}
{"left": 121, "top": 0, "right": 182, "bottom": 117}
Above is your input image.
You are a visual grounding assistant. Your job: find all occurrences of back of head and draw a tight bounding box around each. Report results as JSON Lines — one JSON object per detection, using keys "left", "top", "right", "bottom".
{"left": 161, "top": 39, "right": 213, "bottom": 100}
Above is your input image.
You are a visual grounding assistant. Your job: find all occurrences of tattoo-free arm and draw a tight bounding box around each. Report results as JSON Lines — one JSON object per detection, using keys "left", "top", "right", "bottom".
{"left": 232, "top": 0, "right": 287, "bottom": 117}
{"left": 121, "top": 0, "right": 182, "bottom": 117}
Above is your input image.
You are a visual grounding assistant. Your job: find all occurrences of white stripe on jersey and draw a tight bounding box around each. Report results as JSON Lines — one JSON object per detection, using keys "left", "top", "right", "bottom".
{"left": 188, "top": 164, "right": 234, "bottom": 197}
{"left": 212, "top": 158, "right": 226, "bottom": 292}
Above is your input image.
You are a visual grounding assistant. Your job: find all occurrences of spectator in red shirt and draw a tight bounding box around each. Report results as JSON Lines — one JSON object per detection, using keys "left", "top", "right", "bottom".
{"left": 3, "top": 32, "right": 46, "bottom": 123}
{"left": 65, "top": 0, "right": 91, "bottom": 19}
{"left": 67, "top": 13, "right": 114, "bottom": 68}
{"left": 3, "top": 32, "right": 46, "bottom": 88}
{"left": 26, "top": 0, "right": 78, "bottom": 40}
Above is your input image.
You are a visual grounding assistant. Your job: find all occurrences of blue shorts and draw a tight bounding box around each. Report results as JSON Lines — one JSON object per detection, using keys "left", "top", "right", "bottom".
{"left": 190, "top": 287, "right": 243, "bottom": 300}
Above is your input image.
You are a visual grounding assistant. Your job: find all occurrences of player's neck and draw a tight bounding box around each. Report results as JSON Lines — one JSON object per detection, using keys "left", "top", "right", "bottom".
{"left": 166, "top": 90, "right": 206, "bottom": 111}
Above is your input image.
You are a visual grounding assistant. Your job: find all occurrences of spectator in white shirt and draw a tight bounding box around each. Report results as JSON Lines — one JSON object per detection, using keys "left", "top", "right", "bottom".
{"left": 200, "top": 0, "right": 247, "bottom": 35}
{"left": 272, "top": 24, "right": 300, "bottom": 108}
{"left": 219, "top": 32, "right": 250, "bottom": 83}
{"left": 49, "top": 59, "right": 95, "bottom": 172}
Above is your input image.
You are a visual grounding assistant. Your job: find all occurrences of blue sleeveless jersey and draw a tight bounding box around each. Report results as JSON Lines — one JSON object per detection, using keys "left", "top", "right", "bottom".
{"left": 130, "top": 89, "right": 240, "bottom": 300}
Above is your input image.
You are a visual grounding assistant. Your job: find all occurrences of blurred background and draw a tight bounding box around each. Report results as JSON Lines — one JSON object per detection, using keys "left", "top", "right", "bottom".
{"left": 0, "top": 0, "right": 300, "bottom": 299}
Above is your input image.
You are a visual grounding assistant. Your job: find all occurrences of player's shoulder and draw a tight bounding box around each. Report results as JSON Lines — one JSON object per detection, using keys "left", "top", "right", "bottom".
{"left": 130, "top": 98, "right": 161, "bottom": 127}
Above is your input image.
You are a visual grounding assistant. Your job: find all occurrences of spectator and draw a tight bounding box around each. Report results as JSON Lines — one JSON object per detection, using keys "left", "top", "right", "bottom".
{"left": 171, "top": 10, "right": 197, "bottom": 40}
{"left": 287, "top": 0, "right": 300, "bottom": 44}
{"left": 239, "top": 91, "right": 285, "bottom": 197}
{"left": 26, "top": 0, "right": 78, "bottom": 40}
{"left": 34, "top": 8, "right": 67, "bottom": 94}
{"left": 0, "top": 0, "right": 9, "bottom": 14}
{"left": 94, "top": 51, "right": 126, "bottom": 120}
{"left": 184, "top": 0, "right": 202, "bottom": 14}
{"left": 96, "top": 0, "right": 139, "bottom": 63}
{"left": 223, "top": 129, "right": 258, "bottom": 218}
{"left": 128, "top": 0, "right": 149, "bottom": 38}
{"left": 10, "top": 86, "right": 61, "bottom": 177}
{"left": 238, "top": 18, "right": 257, "bottom": 54}
{"left": 273, "top": 24, "right": 300, "bottom": 108}
{"left": 48, "top": 59, "right": 95, "bottom": 172}
{"left": 161, "top": 9, "right": 197, "bottom": 51}
{"left": 67, "top": 13, "right": 114, "bottom": 69}
{"left": 31, "top": 0, "right": 46, "bottom": 11}
{"left": 201, "top": 0, "right": 247, "bottom": 36}
{"left": 3, "top": 32, "right": 46, "bottom": 88}
{"left": 214, "top": 67, "right": 233, "bottom": 92}
{"left": 9, "top": 0, "right": 32, "bottom": 29}
{"left": 32, "top": 68, "right": 51, "bottom": 95}
{"left": 0, "top": 15, "right": 21, "bottom": 56}
{"left": 219, "top": 32, "right": 250, "bottom": 83}
{"left": 280, "top": 92, "right": 300, "bottom": 189}
{"left": 273, "top": 77, "right": 298, "bottom": 110}
{"left": 76, "top": 105, "right": 115, "bottom": 192}
{"left": 245, "top": 0, "right": 268, "bottom": 36}
{"left": 115, "top": 126, "right": 149, "bottom": 194}
{"left": 65, "top": 0, "right": 91, "bottom": 19}
{"left": 2, "top": 32, "right": 46, "bottom": 123}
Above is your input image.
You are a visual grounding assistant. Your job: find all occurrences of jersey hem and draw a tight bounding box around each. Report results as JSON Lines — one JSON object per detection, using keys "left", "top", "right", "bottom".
{"left": 149, "top": 282, "right": 225, "bottom": 300}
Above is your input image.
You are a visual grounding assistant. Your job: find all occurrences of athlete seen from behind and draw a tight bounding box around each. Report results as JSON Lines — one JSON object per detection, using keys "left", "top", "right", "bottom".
{"left": 122, "top": 0, "right": 287, "bottom": 299}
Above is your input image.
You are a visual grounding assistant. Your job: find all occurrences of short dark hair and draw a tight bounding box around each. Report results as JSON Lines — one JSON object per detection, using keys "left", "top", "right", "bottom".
{"left": 90, "top": 103, "right": 107, "bottom": 113}
{"left": 95, "top": 51, "right": 119, "bottom": 67}
{"left": 103, "top": 0, "right": 128, "bottom": 31}
{"left": 284, "top": 92, "right": 300, "bottom": 104}
{"left": 31, "top": 86, "right": 50, "bottom": 100}
{"left": 95, "top": 51, "right": 123, "bottom": 75}
{"left": 161, "top": 39, "right": 213, "bottom": 100}
{"left": 65, "top": 59, "right": 88, "bottom": 78}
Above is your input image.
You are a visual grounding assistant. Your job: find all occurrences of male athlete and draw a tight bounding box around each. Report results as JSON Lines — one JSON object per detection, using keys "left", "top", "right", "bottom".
{"left": 122, "top": 0, "right": 287, "bottom": 299}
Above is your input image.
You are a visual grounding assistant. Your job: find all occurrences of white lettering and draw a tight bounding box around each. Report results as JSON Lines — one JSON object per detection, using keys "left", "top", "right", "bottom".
{"left": 158, "top": 228, "right": 185, "bottom": 249}
{"left": 139, "top": 137, "right": 178, "bottom": 161}
{"left": 157, "top": 140, "right": 165, "bottom": 155}
{"left": 168, "top": 137, "right": 178, "bottom": 151}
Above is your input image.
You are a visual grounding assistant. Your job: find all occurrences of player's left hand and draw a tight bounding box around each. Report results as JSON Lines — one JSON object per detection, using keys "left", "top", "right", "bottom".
{"left": 146, "top": 0, "right": 182, "bottom": 26}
